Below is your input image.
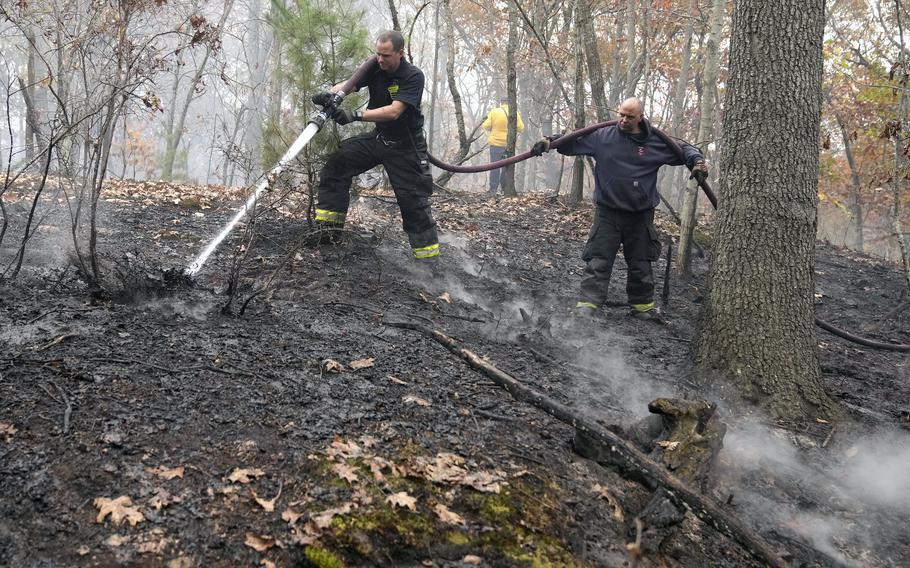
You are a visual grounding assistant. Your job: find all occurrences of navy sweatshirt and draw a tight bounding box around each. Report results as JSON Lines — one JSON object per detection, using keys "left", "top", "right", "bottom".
{"left": 557, "top": 119, "right": 703, "bottom": 212}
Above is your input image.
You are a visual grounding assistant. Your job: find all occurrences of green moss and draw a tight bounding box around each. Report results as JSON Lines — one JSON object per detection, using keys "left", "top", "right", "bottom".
{"left": 446, "top": 531, "right": 471, "bottom": 546}
{"left": 304, "top": 545, "right": 346, "bottom": 568}
{"left": 479, "top": 492, "right": 514, "bottom": 524}
{"left": 308, "top": 444, "right": 586, "bottom": 567}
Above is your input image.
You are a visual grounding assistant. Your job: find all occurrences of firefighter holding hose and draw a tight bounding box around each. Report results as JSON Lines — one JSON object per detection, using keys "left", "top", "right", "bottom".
{"left": 311, "top": 30, "right": 439, "bottom": 264}
{"left": 533, "top": 97, "right": 708, "bottom": 321}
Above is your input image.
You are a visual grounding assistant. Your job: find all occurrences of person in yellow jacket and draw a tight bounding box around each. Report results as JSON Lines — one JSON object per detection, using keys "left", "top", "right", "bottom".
{"left": 482, "top": 96, "right": 524, "bottom": 195}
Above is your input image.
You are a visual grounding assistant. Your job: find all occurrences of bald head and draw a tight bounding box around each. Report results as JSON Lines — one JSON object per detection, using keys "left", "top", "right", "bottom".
{"left": 618, "top": 97, "right": 644, "bottom": 134}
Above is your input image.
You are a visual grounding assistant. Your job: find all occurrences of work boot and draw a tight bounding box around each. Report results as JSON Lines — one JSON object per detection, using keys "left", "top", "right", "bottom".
{"left": 414, "top": 256, "right": 443, "bottom": 280}
{"left": 574, "top": 302, "right": 599, "bottom": 319}
{"left": 305, "top": 221, "right": 344, "bottom": 246}
{"left": 629, "top": 305, "right": 664, "bottom": 323}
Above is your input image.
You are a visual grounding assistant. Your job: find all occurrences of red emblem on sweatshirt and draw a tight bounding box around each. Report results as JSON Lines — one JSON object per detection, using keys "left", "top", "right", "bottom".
{"left": 637, "top": 146, "right": 645, "bottom": 156}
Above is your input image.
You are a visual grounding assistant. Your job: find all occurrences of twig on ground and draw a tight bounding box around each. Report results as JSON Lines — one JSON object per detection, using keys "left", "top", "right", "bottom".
{"left": 473, "top": 408, "right": 515, "bottom": 422}
{"left": 49, "top": 380, "right": 72, "bottom": 434}
{"left": 33, "top": 333, "right": 78, "bottom": 351}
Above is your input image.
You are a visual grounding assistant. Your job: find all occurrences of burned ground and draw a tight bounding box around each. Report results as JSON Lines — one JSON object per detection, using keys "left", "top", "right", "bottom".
{"left": 1, "top": 179, "right": 908, "bottom": 567}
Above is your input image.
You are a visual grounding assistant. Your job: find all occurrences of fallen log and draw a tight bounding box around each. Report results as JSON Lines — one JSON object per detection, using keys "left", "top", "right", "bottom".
{"left": 385, "top": 319, "right": 789, "bottom": 568}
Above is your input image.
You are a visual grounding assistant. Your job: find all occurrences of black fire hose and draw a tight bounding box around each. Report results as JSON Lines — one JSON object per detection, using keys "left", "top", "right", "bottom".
{"left": 425, "top": 121, "right": 908, "bottom": 352}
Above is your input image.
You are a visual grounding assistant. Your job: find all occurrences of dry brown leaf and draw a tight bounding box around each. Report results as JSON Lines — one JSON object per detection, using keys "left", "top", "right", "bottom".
{"left": 657, "top": 441, "right": 680, "bottom": 451}
{"left": 387, "top": 374, "right": 408, "bottom": 385}
{"left": 433, "top": 503, "right": 465, "bottom": 525}
{"left": 386, "top": 491, "right": 417, "bottom": 511}
{"left": 326, "top": 437, "right": 363, "bottom": 460}
{"left": 146, "top": 465, "right": 185, "bottom": 479}
{"left": 437, "top": 292, "right": 452, "bottom": 304}
{"left": 368, "top": 457, "right": 388, "bottom": 482}
{"left": 333, "top": 462, "right": 359, "bottom": 484}
{"left": 462, "top": 471, "right": 505, "bottom": 493}
{"left": 282, "top": 508, "right": 303, "bottom": 524}
{"left": 310, "top": 503, "right": 354, "bottom": 529}
{"left": 322, "top": 359, "right": 345, "bottom": 373}
{"left": 77, "top": 545, "right": 90, "bottom": 556}
{"left": 167, "top": 557, "right": 194, "bottom": 568}
{"left": 137, "top": 537, "right": 169, "bottom": 555}
{"left": 348, "top": 357, "right": 375, "bottom": 370}
{"left": 402, "top": 394, "right": 431, "bottom": 407}
{"left": 409, "top": 453, "right": 467, "bottom": 484}
{"left": 463, "top": 555, "right": 482, "bottom": 564}
{"left": 105, "top": 534, "right": 128, "bottom": 547}
{"left": 592, "top": 483, "right": 625, "bottom": 522}
{"left": 352, "top": 488, "right": 374, "bottom": 505}
{"left": 251, "top": 486, "right": 281, "bottom": 512}
{"left": 0, "top": 421, "right": 17, "bottom": 441}
{"left": 228, "top": 468, "right": 265, "bottom": 484}
{"left": 261, "top": 560, "right": 277, "bottom": 568}
{"left": 289, "top": 526, "right": 317, "bottom": 546}
{"left": 245, "top": 533, "right": 278, "bottom": 552}
{"left": 149, "top": 488, "right": 182, "bottom": 511}
{"left": 94, "top": 496, "right": 145, "bottom": 526}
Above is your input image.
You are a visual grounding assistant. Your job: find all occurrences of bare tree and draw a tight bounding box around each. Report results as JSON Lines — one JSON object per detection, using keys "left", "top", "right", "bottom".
{"left": 677, "top": 0, "right": 725, "bottom": 277}
{"left": 161, "top": 0, "right": 235, "bottom": 181}
{"left": 500, "top": 2, "right": 519, "bottom": 197}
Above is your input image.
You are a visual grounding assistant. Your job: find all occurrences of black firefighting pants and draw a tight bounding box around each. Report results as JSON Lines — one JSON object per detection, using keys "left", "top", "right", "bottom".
{"left": 579, "top": 206, "right": 662, "bottom": 307}
{"left": 315, "top": 130, "right": 439, "bottom": 259}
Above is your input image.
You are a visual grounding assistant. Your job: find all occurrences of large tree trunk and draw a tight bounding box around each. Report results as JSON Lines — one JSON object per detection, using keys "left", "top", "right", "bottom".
{"left": 676, "top": 0, "right": 725, "bottom": 277}
{"left": 694, "top": 0, "right": 840, "bottom": 421}
{"left": 500, "top": 2, "right": 519, "bottom": 197}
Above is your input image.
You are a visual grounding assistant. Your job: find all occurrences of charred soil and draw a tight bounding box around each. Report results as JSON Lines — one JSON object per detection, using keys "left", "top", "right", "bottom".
{"left": 1, "top": 181, "right": 908, "bottom": 567}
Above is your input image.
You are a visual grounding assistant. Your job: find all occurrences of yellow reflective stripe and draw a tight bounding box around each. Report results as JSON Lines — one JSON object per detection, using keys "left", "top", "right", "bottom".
{"left": 576, "top": 301, "right": 598, "bottom": 309}
{"left": 631, "top": 302, "right": 655, "bottom": 312}
{"left": 315, "top": 209, "right": 345, "bottom": 222}
{"left": 412, "top": 243, "right": 440, "bottom": 259}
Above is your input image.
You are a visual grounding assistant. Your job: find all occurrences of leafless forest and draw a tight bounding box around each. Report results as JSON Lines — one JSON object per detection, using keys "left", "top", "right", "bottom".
{"left": 1, "top": 0, "right": 909, "bottom": 567}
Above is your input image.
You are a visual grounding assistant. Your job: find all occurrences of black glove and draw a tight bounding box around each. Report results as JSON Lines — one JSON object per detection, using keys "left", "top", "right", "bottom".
{"left": 311, "top": 91, "right": 335, "bottom": 107}
{"left": 332, "top": 109, "right": 362, "bottom": 125}
{"left": 531, "top": 139, "right": 550, "bottom": 156}
{"left": 689, "top": 160, "right": 708, "bottom": 182}
{"left": 531, "top": 135, "right": 559, "bottom": 156}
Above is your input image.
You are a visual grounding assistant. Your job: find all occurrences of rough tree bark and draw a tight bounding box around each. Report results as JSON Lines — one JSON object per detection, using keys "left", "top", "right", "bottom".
{"left": 694, "top": 0, "right": 841, "bottom": 421}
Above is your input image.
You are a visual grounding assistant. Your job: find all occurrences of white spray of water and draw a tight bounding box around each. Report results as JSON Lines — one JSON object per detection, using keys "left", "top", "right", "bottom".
{"left": 185, "top": 122, "right": 322, "bottom": 277}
